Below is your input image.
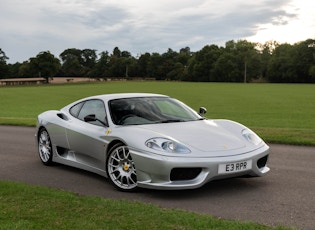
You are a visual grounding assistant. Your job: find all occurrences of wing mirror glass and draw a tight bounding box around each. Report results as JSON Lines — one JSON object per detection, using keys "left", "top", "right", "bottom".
{"left": 84, "top": 114, "right": 108, "bottom": 127}
{"left": 84, "top": 114, "right": 97, "bottom": 122}
{"left": 199, "top": 107, "right": 207, "bottom": 117}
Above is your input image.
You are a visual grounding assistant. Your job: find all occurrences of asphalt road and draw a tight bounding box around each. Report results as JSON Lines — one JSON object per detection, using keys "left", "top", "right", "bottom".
{"left": 0, "top": 125, "right": 314, "bottom": 229}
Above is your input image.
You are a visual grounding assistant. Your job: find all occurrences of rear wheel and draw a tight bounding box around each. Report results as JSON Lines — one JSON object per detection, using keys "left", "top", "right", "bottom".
{"left": 107, "top": 143, "right": 137, "bottom": 191}
{"left": 38, "top": 128, "right": 53, "bottom": 165}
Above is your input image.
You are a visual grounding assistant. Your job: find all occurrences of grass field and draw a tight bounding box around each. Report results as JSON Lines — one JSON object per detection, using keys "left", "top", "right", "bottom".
{"left": 0, "top": 81, "right": 314, "bottom": 145}
{"left": 0, "top": 181, "right": 290, "bottom": 230}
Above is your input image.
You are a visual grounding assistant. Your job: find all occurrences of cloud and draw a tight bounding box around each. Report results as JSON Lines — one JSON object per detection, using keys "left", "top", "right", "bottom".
{"left": 1, "top": 0, "right": 314, "bottom": 63}
{"left": 247, "top": 0, "right": 315, "bottom": 44}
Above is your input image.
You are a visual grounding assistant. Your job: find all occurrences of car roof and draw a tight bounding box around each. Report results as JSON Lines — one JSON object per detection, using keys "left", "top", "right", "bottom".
{"left": 62, "top": 93, "right": 169, "bottom": 109}
{"left": 87, "top": 93, "right": 168, "bottom": 101}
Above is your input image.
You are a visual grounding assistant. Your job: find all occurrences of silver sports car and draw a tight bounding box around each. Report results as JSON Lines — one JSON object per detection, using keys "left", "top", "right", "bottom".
{"left": 36, "top": 93, "right": 270, "bottom": 192}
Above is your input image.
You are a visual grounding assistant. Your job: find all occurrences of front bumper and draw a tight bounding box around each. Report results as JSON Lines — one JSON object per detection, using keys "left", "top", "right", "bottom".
{"left": 130, "top": 144, "right": 270, "bottom": 190}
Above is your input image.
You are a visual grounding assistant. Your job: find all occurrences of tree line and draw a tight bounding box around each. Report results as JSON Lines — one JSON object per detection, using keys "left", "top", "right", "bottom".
{"left": 1, "top": 38, "right": 315, "bottom": 83}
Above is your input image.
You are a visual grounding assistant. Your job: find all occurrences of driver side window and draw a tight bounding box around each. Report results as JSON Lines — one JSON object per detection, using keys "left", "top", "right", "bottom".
{"left": 71, "top": 99, "right": 107, "bottom": 126}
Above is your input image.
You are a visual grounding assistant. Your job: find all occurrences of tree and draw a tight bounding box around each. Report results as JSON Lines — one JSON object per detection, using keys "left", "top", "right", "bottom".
{"left": 121, "top": 50, "right": 131, "bottom": 58}
{"left": 30, "top": 51, "right": 61, "bottom": 82}
{"left": 59, "top": 48, "right": 97, "bottom": 77}
{"left": 81, "top": 49, "right": 97, "bottom": 69}
{"left": 107, "top": 55, "right": 124, "bottom": 78}
{"left": 113, "top": 47, "right": 121, "bottom": 57}
{"left": 188, "top": 45, "right": 222, "bottom": 82}
{"left": 18, "top": 61, "right": 34, "bottom": 78}
{"left": 60, "top": 48, "right": 84, "bottom": 76}
{"left": 18, "top": 52, "right": 60, "bottom": 81}
{"left": 3, "top": 38, "right": 315, "bottom": 83}
{"left": 256, "top": 41, "right": 278, "bottom": 80}
{"left": 267, "top": 43, "right": 296, "bottom": 82}
{"left": 292, "top": 39, "right": 315, "bottom": 82}
{"left": 309, "top": 65, "right": 315, "bottom": 79}
{"left": 137, "top": 53, "right": 151, "bottom": 78}
{"left": 124, "top": 57, "right": 138, "bottom": 78}
{"left": 213, "top": 52, "right": 240, "bottom": 82}
{"left": 6, "top": 62, "right": 22, "bottom": 78}
{"left": 167, "top": 62, "right": 186, "bottom": 80}
{"left": 147, "top": 53, "right": 164, "bottom": 80}
{"left": 0, "top": 48, "right": 9, "bottom": 63}
{"left": 174, "top": 47, "right": 191, "bottom": 81}
{"left": 159, "top": 48, "right": 178, "bottom": 80}
{"left": 91, "top": 51, "right": 110, "bottom": 78}
{"left": 233, "top": 40, "right": 260, "bottom": 83}
{"left": 120, "top": 50, "right": 135, "bottom": 78}
{"left": 0, "top": 48, "right": 9, "bottom": 78}
{"left": 103, "top": 47, "right": 136, "bottom": 78}
{"left": 177, "top": 47, "right": 191, "bottom": 66}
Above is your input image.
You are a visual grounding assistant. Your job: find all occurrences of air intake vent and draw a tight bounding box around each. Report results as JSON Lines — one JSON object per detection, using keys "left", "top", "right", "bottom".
{"left": 257, "top": 155, "right": 269, "bottom": 169}
{"left": 57, "top": 113, "right": 69, "bottom": 120}
{"left": 170, "top": 168, "right": 202, "bottom": 181}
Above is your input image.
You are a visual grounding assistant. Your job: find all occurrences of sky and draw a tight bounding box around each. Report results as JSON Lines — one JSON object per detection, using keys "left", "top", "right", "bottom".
{"left": 1, "top": 0, "right": 315, "bottom": 64}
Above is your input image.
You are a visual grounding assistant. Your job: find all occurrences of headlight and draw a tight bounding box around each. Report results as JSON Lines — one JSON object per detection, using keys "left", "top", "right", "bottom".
{"left": 242, "top": 129, "right": 262, "bottom": 145}
{"left": 145, "top": 138, "right": 191, "bottom": 153}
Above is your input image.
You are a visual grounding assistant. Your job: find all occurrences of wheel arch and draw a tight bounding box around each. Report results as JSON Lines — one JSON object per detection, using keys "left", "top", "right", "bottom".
{"left": 106, "top": 139, "right": 126, "bottom": 156}
{"left": 36, "top": 125, "right": 46, "bottom": 137}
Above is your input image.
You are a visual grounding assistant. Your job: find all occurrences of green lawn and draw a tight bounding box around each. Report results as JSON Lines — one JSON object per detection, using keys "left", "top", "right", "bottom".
{"left": 0, "top": 181, "right": 291, "bottom": 230}
{"left": 0, "top": 81, "right": 314, "bottom": 145}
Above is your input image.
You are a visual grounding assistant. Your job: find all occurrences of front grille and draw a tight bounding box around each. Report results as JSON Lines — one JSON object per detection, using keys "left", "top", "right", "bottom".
{"left": 170, "top": 168, "right": 202, "bottom": 181}
{"left": 257, "top": 155, "right": 269, "bottom": 169}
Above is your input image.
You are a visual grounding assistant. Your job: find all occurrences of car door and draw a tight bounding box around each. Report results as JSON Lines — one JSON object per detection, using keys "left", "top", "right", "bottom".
{"left": 65, "top": 99, "right": 110, "bottom": 170}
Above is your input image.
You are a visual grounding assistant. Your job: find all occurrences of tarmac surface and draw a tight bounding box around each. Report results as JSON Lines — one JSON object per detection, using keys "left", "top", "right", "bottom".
{"left": 0, "top": 125, "right": 314, "bottom": 229}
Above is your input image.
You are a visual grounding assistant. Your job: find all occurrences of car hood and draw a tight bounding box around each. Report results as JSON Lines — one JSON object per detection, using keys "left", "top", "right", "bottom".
{"left": 137, "top": 120, "right": 247, "bottom": 153}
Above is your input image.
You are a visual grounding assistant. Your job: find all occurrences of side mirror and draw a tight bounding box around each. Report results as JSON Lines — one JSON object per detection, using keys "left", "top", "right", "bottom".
{"left": 199, "top": 107, "right": 207, "bottom": 117}
{"left": 84, "top": 114, "right": 108, "bottom": 127}
{"left": 84, "top": 114, "right": 97, "bottom": 122}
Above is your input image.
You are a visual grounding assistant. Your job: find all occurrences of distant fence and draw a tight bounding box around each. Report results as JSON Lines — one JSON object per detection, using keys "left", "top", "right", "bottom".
{"left": 0, "top": 78, "right": 46, "bottom": 86}
{"left": 0, "top": 77, "right": 157, "bottom": 86}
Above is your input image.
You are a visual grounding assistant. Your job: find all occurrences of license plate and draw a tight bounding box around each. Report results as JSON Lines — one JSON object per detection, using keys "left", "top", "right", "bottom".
{"left": 218, "top": 160, "right": 252, "bottom": 174}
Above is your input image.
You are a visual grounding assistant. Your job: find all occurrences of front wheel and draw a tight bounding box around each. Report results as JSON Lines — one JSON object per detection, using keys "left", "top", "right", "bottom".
{"left": 107, "top": 143, "right": 138, "bottom": 191}
{"left": 38, "top": 128, "right": 53, "bottom": 165}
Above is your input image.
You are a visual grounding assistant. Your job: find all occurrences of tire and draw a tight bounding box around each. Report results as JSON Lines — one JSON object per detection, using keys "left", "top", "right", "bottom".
{"left": 38, "top": 128, "right": 53, "bottom": 165}
{"left": 107, "top": 143, "right": 138, "bottom": 191}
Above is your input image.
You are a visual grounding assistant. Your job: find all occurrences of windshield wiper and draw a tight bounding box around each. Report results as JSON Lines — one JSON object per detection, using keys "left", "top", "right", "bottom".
{"left": 159, "top": 119, "right": 185, "bottom": 123}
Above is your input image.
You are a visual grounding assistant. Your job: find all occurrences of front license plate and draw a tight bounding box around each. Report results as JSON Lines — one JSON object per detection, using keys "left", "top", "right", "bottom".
{"left": 218, "top": 160, "right": 252, "bottom": 174}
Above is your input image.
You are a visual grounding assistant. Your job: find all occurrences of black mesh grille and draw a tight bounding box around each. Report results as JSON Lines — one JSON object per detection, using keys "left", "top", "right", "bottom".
{"left": 170, "top": 168, "right": 202, "bottom": 181}
{"left": 257, "top": 155, "right": 269, "bottom": 169}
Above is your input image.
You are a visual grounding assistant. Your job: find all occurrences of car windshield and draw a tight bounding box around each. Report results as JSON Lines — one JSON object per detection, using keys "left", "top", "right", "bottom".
{"left": 109, "top": 97, "right": 202, "bottom": 125}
